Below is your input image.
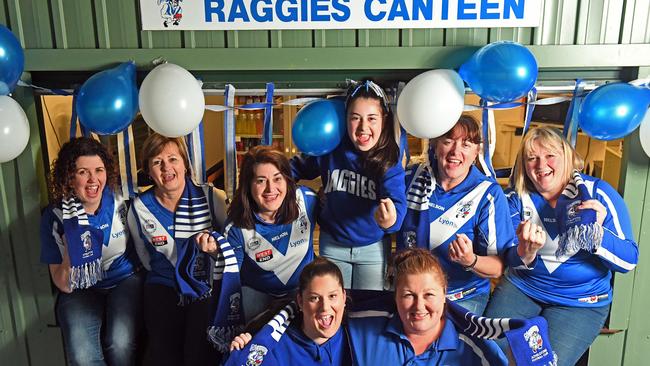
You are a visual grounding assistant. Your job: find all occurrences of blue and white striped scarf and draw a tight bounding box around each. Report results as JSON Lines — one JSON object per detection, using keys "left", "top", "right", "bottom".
{"left": 555, "top": 170, "right": 602, "bottom": 257}
{"left": 60, "top": 190, "right": 110, "bottom": 290}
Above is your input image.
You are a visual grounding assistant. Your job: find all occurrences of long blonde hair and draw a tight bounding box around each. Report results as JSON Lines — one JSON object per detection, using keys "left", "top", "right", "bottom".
{"left": 511, "top": 127, "right": 584, "bottom": 195}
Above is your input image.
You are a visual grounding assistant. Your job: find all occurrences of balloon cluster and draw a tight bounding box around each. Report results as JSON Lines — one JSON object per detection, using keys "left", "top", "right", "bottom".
{"left": 0, "top": 25, "right": 28, "bottom": 163}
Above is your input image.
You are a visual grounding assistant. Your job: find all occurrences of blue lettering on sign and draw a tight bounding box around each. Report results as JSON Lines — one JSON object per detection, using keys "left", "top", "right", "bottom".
{"left": 365, "top": 0, "right": 387, "bottom": 22}
{"left": 277, "top": 0, "right": 298, "bottom": 22}
{"left": 413, "top": 0, "right": 433, "bottom": 21}
{"left": 441, "top": 0, "right": 449, "bottom": 20}
{"left": 504, "top": 0, "right": 524, "bottom": 19}
{"left": 458, "top": 0, "right": 477, "bottom": 20}
{"left": 481, "top": 0, "right": 500, "bottom": 19}
{"left": 388, "top": 0, "right": 410, "bottom": 21}
{"left": 228, "top": 0, "right": 250, "bottom": 22}
{"left": 332, "top": 0, "right": 351, "bottom": 21}
{"left": 251, "top": 0, "right": 274, "bottom": 22}
{"left": 312, "top": 0, "right": 330, "bottom": 21}
{"left": 204, "top": 0, "right": 225, "bottom": 22}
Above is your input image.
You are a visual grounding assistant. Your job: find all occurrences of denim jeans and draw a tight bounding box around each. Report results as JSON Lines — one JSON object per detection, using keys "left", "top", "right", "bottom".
{"left": 450, "top": 291, "right": 490, "bottom": 316}
{"left": 56, "top": 270, "right": 144, "bottom": 366}
{"left": 484, "top": 276, "right": 610, "bottom": 366}
{"left": 319, "top": 231, "right": 390, "bottom": 290}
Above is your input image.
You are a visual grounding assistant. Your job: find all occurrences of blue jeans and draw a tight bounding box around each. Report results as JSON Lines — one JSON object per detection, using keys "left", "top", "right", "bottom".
{"left": 484, "top": 276, "right": 610, "bottom": 366}
{"left": 450, "top": 291, "right": 489, "bottom": 315}
{"left": 56, "top": 271, "right": 144, "bottom": 366}
{"left": 319, "top": 231, "right": 390, "bottom": 290}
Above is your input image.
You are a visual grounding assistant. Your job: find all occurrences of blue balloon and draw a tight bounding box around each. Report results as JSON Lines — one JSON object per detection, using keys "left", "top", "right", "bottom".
{"left": 76, "top": 61, "right": 139, "bottom": 135}
{"left": 0, "top": 25, "right": 24, "bottom": 95}
{"left": 292, "top": 99, "right": 346, "bottom": 156}
{"left": 578, "top": 83, "right": 650, "bottom": 141}
{"left": 459, "top": 41, "right": 538, "bottom": 103}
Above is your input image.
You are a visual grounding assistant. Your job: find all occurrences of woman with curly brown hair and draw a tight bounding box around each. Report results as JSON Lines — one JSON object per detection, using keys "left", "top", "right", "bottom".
{"left": 40, "top": 137, "right": 143, "bottom": 366}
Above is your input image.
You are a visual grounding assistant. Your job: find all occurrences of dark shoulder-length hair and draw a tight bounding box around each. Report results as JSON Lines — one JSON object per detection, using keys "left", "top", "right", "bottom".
{"left": 345, "top": 80, "right": 400, "bottom": 180}
{"left": 227, "top": 145, "right": 299, "bottom": 229}
{"left": 49, "top": 137, "right": 118, "bottom": 203}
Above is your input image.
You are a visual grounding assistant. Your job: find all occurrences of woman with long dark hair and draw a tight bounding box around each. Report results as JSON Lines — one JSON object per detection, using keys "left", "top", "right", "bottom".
{"left": 291, "top": 80, "right": 407, "bottom": 290}
{"left": 226, "top": 145, "right": 319, "bottom": 322}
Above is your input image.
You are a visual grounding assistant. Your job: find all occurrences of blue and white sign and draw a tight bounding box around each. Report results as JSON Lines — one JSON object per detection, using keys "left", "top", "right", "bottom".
{"left": 140, "top": 0, "right": 542, "bottom": 30}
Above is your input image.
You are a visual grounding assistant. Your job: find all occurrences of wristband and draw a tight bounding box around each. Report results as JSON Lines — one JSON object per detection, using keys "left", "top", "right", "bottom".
{"left": 463, "top": 253, "right": 478, "bottom": 271}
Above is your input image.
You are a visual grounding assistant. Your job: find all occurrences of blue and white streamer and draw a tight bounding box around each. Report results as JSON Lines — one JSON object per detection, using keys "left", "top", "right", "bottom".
{"left": 117, "top": 125, "right": 138, "bottom": 198}
{"left": 224, "top": 84, "right": 237, "bottom": 200}
{"left": 262, "top": 83, "right": 275, "bottom": 146}
{"left": 186, "top": 121, "right": 206, "bottom": 184}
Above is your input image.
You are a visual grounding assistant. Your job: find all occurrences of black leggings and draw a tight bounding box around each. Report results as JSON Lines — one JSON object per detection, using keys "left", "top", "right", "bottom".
{"left": 143, "top": 283, "right": 221, "bottom": 366}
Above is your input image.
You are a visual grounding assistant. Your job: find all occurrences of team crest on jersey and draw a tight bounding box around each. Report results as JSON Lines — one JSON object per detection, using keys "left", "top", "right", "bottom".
{"left": 143, "top": 219, "right": 157, "bottom": 233}
{"left": 455, "top": 201, "right": 473, "bottom": 219}
{"left": 157, "top": 0, "right": 183, "bottom": 27}
{"left": 246, "top": 344, "right": 268, "bottom": 366}
{"left": 298, "top": 214, "right": 308, "bottom": 234}
{"left": 255, "top": 249, "right": 273, "bottom": 263}
{"left": 524, "top": 325, "right": 544, "bottom": 353}
{"left": 403, "top": 231, "right": 417, "bottom": 248}
{"left": 152, "top": 235, "right": 168, "bottom": 246}
{"left": 247, "top": 237, "right": 261, "bottom": 251}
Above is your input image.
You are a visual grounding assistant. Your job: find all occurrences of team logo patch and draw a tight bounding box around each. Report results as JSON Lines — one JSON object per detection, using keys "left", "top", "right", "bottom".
{"left": 247, "top": 237, "right": 261, "bottom": 251}
{"left": 152, "top": 235, "right": 168, "bottom": 246}
{"left": 246, "top": 344, "right": 268, "bottom": 366}
{"left": 81, "top": 231, "right": 93, "bottom": 251}
{"left": 255, "top": 249, "right": 273, "bottom": 262}
{"left": 455, "top": 201, "right": 473, "bottom": 219}
{"left": 80, "top": 231, "right": 95, "bottom": 258}
{"left": 158, "top": 0, "right": 183, "bottom": 27}
{"left": 524, "top": 325, "right": 543, "bottom": 353}
{"left": 403, "top": 231, "right": 417, "bottom": 248}
{"left": 143, "top": 219, "right": 157, "bottom": 233}
{"left": 566, "top": 201, "right": 582, "bottom": 225}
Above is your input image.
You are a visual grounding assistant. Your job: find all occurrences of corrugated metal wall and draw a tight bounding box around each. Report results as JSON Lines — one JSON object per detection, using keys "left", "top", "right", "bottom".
{"left": 1, "top": 1, "right": 649, "bottom": 365}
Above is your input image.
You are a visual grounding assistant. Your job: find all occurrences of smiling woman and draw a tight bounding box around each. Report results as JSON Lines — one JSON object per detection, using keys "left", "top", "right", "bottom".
{"left": 40, "top": 137, "right": 143, "bottom": 366}
{"left": 127, "top": 133, "right": 228, "bottom": 365}
{"left": 225, "top": 146, "right": 319, "bottom": 323}
{"left": 398, "top": 114, "right": 522, "bottom": 315}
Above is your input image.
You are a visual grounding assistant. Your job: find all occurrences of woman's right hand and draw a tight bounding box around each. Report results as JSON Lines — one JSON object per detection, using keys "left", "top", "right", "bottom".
{"left": 229, "top": 332, "right": 252, "bottom": 351}
{"left": 195, "top": 231, "right": 220, "bottom": 256}
{"left": 516, "top": 220, "right": 545, "bottom": 266}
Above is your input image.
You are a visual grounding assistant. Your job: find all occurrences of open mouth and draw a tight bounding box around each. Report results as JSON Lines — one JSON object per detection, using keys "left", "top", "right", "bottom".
{"left": 446, "top": 158, "right": 462, "bottom": 167}
{"left": 85, "top": 185, "right": 100, "bottom": 196}
{"left": 317, "top": 314, "right": 334, "bottom": 329}
{"left": 356, "top": 133, "right": 371, "bottom": 145}
{"left": 161, "top": 172, "right": 176, "bottom": 183}
{"left": 410, "top": 312, "right": 430, "bottom": 321}
{"left": 536, "top": 170, "right": 553, "bottom": 179}
{"left": 263, "top": 194, "right": 280, "bottom": 203}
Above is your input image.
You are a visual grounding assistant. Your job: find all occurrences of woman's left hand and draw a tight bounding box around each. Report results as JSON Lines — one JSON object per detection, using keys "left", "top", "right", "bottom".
{"left": 448, "top": 233, "right": 475, "bottom": 267}
{"left": 374, "top": 198, "right": 397, "bottom": 229}
{"left": 195, "top": 231, "right": 219, "bottom": 256}
{"left": 578, "top": 199, "right": 607, "bottom": 226}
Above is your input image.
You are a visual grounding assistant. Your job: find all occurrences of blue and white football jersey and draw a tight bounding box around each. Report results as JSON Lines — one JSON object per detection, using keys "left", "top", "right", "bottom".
{"left": 290, "top": 137, "right": 406, "bottom": 246}
{"left": 225, "top": 186, "right": 318, "bottom": 296}
{"left": 398, "top": 163, "right": 521, "bottom": 301}
{"left": 506, "top": 173, "right": 638, "bottom": 307}
{"left": 128, "top": 183, "right": 227, "bottom": 288}
{"left": 40, "top": 189, "right": 139, "bottom": 289}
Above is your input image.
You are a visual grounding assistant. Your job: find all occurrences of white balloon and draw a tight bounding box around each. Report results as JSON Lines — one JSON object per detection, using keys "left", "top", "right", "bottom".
{"left": 397, "top": 69, "right": 465, "bottom": 139}
{"left": 139, "top": 63, "right": 205, "bottom": 137}
{"left": 638, "top": 109, "right": 650, "bottom": 157}
{"left": 0, "top": 96, "right": 30, "bottom": 163}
